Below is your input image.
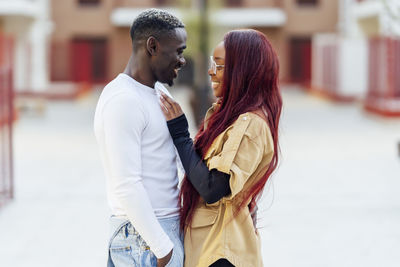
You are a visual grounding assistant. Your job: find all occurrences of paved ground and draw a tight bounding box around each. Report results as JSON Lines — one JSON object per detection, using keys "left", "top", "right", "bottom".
{"left": 0, "top": 87, "right": 399, "bottom": 267}
{"left": 259, "top": 89, "right": 400, "bottom": 267}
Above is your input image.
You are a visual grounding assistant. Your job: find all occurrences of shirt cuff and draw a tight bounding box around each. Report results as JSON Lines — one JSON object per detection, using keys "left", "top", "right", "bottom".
{"left": 166, "top": 114, "right": 189, "bottom": 140}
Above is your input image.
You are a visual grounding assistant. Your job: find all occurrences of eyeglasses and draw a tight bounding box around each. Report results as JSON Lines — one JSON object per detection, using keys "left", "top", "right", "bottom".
{"left": 209, "top": 56, "right": 224, "bottom": 75}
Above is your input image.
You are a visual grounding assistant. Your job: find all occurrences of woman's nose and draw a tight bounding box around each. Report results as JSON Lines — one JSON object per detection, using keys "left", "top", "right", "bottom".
{"left": 179, "top": 56, "right": 186, "bottom": 66}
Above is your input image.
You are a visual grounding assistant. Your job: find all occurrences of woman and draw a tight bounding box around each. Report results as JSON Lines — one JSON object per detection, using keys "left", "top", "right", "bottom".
{"left": 159, "top": 29, "right": 282, "bottom": 267}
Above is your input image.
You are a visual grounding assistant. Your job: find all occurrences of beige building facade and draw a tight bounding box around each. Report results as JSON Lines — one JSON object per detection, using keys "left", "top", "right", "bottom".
{"left": 1, "top": 0, "right": 52, "bottom": 92}
{"left": 50, "top": 0, "right": 339, "bottom": 85}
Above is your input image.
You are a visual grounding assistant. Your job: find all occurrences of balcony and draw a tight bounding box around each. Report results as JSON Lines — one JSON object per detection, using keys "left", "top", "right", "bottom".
{"left": 0, "top": 0, "right": 41, "bottom": 18}
{"left": 353, "top": 0, "right": 383, "bottom": 18}
{"left": 210, "top": 8, "right": 286, "bottom": 27}
{"left": 111, "top": 7, "right": 183, "bottom": 27}
{"left": 111, "top": 4, "right": 286, "bottom": 28}
{"left": 352, "top": 0, "right": 400, "bottom": 36}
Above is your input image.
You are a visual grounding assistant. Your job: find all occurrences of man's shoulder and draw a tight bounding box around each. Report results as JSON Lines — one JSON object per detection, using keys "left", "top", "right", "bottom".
{"left": 100, "top": 75, "right": 141, "bottom": 105}
{"left": 103, "top": 74, "right": 134, "bottom": 94}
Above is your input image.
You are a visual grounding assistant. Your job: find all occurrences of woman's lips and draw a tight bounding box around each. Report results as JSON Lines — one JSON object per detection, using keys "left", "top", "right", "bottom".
{"left": 211, "top": 82, "right": 220, "bottom": 89}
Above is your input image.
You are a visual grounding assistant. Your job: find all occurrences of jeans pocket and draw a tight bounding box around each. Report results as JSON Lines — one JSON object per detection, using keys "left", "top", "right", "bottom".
{"left": 110, "top": 230, "right": 157, "bottom": 267}
{"left": 139, "top": 248, "right": 157, "bottom": 267}
{"left": 109, "top": 223, "right": 137, "bottom": 266}
{"left": 164, "top": 248, "right": 176, "bottom": 267}
{"left": 133, "top": 229, "right": 157, "bottom": 267}
{"left": 109, "top": 246, "right": 135, "bottom": 266}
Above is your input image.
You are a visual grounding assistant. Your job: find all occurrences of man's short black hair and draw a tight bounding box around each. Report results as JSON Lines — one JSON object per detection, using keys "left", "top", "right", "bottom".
{"left": 130, "top": 9, "right": 185, "bottom": 44}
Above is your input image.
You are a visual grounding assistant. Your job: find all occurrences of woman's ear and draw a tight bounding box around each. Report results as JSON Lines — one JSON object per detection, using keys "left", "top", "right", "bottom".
{"left": 146, "top": 36, "right": 158, "bottom": 56}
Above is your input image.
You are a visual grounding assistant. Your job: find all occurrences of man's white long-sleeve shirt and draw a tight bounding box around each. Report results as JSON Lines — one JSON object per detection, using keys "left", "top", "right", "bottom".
{"left": 94, "top": 73, "right": 180, "bottom": 258}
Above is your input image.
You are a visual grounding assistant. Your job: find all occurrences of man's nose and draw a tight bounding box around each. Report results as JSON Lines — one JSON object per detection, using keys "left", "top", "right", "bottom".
{"left": 208, "top": 67, "right": 214, "bottom": 76}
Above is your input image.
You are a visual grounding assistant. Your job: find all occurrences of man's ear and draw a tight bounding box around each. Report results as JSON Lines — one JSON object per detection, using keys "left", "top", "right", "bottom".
{"left": 146, "top": 36, "right": 158, "bottom": 56}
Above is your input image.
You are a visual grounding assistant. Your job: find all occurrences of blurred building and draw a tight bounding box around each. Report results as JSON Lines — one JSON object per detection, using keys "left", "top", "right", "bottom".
{"left": 353, "top": 0, "right": 400, "bottom": 116}
{"left": 49, "top": 0, "right": 339, "bottom": 86}
{"left": 0, "top": 0, "right": 52, "bottom": 93}
{"left": 312, "top": 0, "right": 400, "bottom": 116}
{"left": 0, "top": 0, "right": 52, "bottom": 206}
{"left": 210, "top": 0, "right": 339, "bottom": 86}
{"left": 0, "top": 34, "right": 13, "bottom": 206}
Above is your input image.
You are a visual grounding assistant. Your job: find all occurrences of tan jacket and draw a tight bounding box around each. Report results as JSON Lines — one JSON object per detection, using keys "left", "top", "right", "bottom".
{"left": 184, "top": 105, "right": 274, "bottom": 267}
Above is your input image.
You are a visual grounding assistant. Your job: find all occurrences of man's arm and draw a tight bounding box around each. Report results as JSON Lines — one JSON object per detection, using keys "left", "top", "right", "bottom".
{"left": 102, "top": 94, "right": 173, "bottom": 258}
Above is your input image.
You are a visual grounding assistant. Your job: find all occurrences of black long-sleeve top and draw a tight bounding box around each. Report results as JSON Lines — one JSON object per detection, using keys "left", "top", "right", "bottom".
{"left": 166, "top": 114, "right": 231, "bottom": 204}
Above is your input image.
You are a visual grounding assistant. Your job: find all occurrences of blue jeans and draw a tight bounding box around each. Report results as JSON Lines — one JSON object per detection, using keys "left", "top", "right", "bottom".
{"left": 107, "top": 215, "right": 184, "bottom": 267}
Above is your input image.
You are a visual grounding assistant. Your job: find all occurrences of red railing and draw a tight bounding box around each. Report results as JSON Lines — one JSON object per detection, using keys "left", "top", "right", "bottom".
{"left": 311, "top": 37, "right": 347, "bottom": 100}
{"left": 365, "top": 36, "right": 400, "bottom": 116}
{"left": 322, "top": 43, "right": 338, "bottom": 94}
{"left": 0, "top": 34, "right": 14, "bottom": 207}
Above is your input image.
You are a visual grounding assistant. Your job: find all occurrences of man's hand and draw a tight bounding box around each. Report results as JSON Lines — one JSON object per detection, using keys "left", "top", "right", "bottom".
{"left": 157, "top": 249, "right": 173, "bottom": 267}
{"left": 159, "top": 92, "right": 184, "bottom": 121}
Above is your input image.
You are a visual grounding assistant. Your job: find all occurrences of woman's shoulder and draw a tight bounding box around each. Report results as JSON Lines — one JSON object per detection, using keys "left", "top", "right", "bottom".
{"left": 228, "top": 112, "right": 273, "bottom": 148}
{"left": 234, "top": 111, "right": 269, "bottom": 132}
{"left": 207, "top": 110, "right": 272, "bottom": 152}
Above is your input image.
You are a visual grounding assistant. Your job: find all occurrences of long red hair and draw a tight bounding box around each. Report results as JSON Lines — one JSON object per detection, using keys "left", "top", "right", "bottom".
{"left": 179, "top": 29, "right": 282, "bottom": 231}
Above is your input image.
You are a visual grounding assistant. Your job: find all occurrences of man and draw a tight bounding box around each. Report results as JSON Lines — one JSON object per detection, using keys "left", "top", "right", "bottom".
{"left": 94, "top": 9, "right": 186, "bottom": 267}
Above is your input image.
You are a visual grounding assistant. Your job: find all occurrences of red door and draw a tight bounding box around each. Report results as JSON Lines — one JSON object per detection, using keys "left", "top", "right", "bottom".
{"left": 290, "top": 37, "right": 312, "bottom": 85}
{"left": 71, "top": 38, "right": 108, "bottom": 83}
{"left": 91, "top": 39, "right": 108, "bottom": 83}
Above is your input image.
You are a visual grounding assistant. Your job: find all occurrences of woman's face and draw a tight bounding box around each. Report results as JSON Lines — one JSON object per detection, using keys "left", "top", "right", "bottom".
{"left": 208, "top": 42, "right": 225, "bottom": 98}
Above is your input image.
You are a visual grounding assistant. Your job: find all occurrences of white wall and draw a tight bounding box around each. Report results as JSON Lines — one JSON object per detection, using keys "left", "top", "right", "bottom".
{"left": 29, "top": 0, "right": 52, "bottom": 92}
{"left": 338, "top": 38, "right": 368, "bottom": 97}
{"left": 1, "top": 0, "right": 51, "bottom": 92}
{"left": 3, "top": 17, "right": 32, "bottom": 92}
{"left": 312, "top": 34, "right": 368, "bottom": 98}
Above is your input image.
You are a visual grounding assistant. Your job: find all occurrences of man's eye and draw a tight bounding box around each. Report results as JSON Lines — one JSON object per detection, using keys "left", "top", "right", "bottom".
{"left": 216, "top": 66, "right": 224, "bottom": 70}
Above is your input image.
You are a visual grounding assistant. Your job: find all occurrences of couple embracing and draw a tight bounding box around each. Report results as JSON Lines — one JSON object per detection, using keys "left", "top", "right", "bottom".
{"left": 94, "top": 9, "right": 282, "bottom": 267}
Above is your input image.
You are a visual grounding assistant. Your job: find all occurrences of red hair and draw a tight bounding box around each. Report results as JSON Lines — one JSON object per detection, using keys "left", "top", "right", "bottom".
{"left": 179, "top": 29, "right": 282, "bottom": 231}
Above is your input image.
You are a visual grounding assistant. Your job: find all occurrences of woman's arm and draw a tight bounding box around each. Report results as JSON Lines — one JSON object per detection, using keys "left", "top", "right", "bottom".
{"left": 159, "top": 93, "right": 231, "bottom": 204}
{"left": 167, "top": 114, "right": 231, "bottom": 204}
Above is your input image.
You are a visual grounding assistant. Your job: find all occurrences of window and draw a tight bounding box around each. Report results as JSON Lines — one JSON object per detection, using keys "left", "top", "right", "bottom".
{"left": 225, "top": 0, "right": 243, "bottom": 7}
{"left": 78, "top": 0, "right": 100, "bottom": 5}
{"left": 155, "top": 0, "right": 176, "bottom": 6}
{"left": 297, "top": 0, "right": 318, "bottom": 6}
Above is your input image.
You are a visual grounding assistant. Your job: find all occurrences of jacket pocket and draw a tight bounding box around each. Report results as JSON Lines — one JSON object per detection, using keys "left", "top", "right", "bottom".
{"left": 191, "top": 208, "right": 218, "bottom": 228}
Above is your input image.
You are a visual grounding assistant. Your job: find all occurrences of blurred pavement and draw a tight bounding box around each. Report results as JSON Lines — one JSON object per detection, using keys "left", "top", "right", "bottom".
{"left": 259, "top": 88, "right": 400, "bottom": 267}
{"left": 0, "top": 86, "right": 399, "bottom": 267}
